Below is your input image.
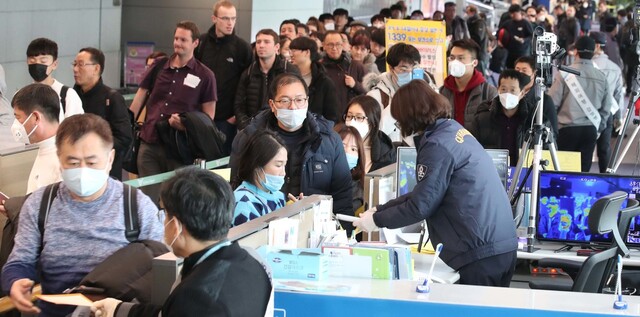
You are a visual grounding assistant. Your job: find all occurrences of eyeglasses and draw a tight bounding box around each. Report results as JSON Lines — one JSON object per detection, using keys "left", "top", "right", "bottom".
{"left": 447, "top": 55, "right": 469, "bottom": 62}
{"left": 216, "top": 16, "right": 237, "bottom": 22}
{"left": 324, "top": 42, "right": 343, "bottom": 49}
{"left": 275, "top": 96, "right": 309, "bottom": 107}
{"left": 394, "top": 64, "right": 416, "bottom": 73}
{"left": 344, "top": 114, "right": 368, "bottom": 122}
{"left": 72, "top": 62, "right": 97, "bottom": 67}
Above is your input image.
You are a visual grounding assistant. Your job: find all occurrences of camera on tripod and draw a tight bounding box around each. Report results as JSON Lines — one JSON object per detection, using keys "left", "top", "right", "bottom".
{"left": 532, "top": 26, "right": 564, "bottom": 87}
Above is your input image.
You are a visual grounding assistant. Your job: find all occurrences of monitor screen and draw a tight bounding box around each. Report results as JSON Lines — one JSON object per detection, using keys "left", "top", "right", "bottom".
{"left": 486, "top": 149, "right": 509, "bottom": 189}
{"left": 536, "top": 171, "right": 640, "bottom": 245}
{"left": 396, "top": 147, "right": 417, "bottom": 197}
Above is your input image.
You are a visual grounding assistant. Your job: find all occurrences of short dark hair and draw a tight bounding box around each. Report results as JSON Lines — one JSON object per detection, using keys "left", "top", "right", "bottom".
{"left": 290, "top": 37, "right": 320, "bottom": 61}
{"left": 56, "top": 113, "right": 113, "bottom": 150}
{"left": 323, "top": 30, "right": 343, "bottom": 41}
{"left": 79, "top": 47, "right": 105, "bottom": 75}
{"left": 350, "top": 30, "right": 371, "bottom": 50}
{"left": 444, "top": 2, "right": 456, "bottom": 9}
{"left": 12, "top": 83, "right": 60, "bottom": 123}
{"left": 176, "top": 20, "right": 200, "bottom": 41}
{"left": 345, "top": 95, "right": 382, "bottom": 138}
{"left": 371, "top": 14, "right": 384, "bottom": 24}
{"left": 26, "top": 38, "right": 58, "bottom": 60}
{"left": 411, "top": 10, "right": 424, "bottom": 17}
{"left": 390, "top": 80, "right": 451, "bottom": 137}
{"left": 499, "top": 69, "right": 530, "bottom": 90}
{"left": 371, "top": 28, "right": 386, "bottom": 47}
{"left": 235, "top": 130, "right": 287, "bottom": 188}
{"left": 509, "top": 4, "right": 523, "bottom": 13}
{"left": 161, "top": 167, "right": 234, "bottom": 241}
{"left": 319, "top": 13, "right": 334, "bottom": 23}
{"left": 379, "top": 8, "right": 392, "bottom": 18}
{"left": 280, "top": 19, "right": 298, "bottom": 33}
{"left": 257, "top": 28, "right": 279, "bottom": 43}
{"left": 387, "top": 42, "right": 420, "bottom": 67}
{"left": 279, "top": 35, "right": 291, "bottom": 47}
{"left": 334, "top": 123, "right": 365, "bottom": 187}
{"left": 297, "top": 23, "right": 310, "bottom": 34}
{"left": 450, "top": 38, "right": 480, "bottom": 60}
{"left": 390, "top": 4, "right": 402, "bottom": 12}
{"left": 268, "top": 73, "right": 309, "bottom": 100}
{"left": 333, "top": 8, "right": 349, "bottom": 18}
{"left": 515, "top": 56, "right": 536, "bottom": 71}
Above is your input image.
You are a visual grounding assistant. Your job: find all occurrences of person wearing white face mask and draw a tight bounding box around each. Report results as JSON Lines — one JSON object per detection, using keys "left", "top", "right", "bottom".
{"left": 440, "top": 39, "right": 498, "bottom": 130}
{"left": 232, "top": 131, "right": 288, "bottom": 226}
{"left": 230, "top": 73, "right": 354, "bottom": 232}
{"left": 343, "top": 95, "right": 396, "bottom": 173}
{"left": 91, "top": 167, "right": 273, "bottom": 317}
{"left": 468, "top": 70, "right": 539, "bottom": 165}
{"left": 3, "top": 114, "right": 163, "bottom": 317}
{"left": 10, "top": 84, "right": 62, "bottom": 194}
{"left": 365, "top": 42, "right": 437, "bottom": 142}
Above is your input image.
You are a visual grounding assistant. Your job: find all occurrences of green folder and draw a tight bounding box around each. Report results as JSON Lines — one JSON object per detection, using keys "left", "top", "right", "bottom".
{"left": 352, "top": 247, "right": 392, "bottom": 279}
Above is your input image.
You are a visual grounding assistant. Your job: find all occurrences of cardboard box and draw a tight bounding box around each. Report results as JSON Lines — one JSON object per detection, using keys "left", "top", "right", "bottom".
{"left": 262, "top": 247, "right": 329, "bottom": 281}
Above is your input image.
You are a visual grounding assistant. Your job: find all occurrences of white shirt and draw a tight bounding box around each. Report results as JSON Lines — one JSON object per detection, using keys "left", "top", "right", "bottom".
{"left": 27, "top": 136, "right": 61, "bottom": 194}
{"left": 50, "top": 79, "right": 83, "bottom": 122}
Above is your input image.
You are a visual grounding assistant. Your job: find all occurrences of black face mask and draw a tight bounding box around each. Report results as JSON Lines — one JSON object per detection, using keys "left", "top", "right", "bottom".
{"left": 28, "top": 64, "right": 49, "bottom": 82}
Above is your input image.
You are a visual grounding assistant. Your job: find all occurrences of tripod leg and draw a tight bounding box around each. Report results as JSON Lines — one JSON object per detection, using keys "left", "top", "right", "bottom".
{"left": 547, "top": 141, "right": 561, "bottom": 171}
{"left": 613, "top": 123, "right": 640, "bottom": 172}
{"left": 508, "top": 136, "right": 533, "bottom": 201}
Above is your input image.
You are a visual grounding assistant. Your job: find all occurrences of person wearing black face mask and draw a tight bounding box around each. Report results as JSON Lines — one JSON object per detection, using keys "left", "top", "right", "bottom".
{"left": 26, "top": 38, "right": 84, "bottom": 122}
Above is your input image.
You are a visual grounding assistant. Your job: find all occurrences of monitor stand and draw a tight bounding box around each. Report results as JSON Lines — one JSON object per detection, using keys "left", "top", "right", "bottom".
{"left": 553, "top": 245, "right": 574, "bottom": 253}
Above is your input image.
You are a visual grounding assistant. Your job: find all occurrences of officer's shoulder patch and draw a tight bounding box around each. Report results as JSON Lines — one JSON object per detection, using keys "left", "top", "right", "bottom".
{"left": 417, "top": 164, "right": 428, "bottom": 181}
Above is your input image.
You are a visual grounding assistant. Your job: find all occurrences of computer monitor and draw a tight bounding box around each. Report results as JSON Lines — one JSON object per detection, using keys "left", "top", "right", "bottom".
{"left": 486, "top": 149, "right": 509, "bottom": 189}
{"left": 396, "top": 147, "right": 514, "bottom": 197}
{"left": 396, "top": 147, "right": 418, "bottom": 198}
{"left": 536, "top": 171, "right": 640, "bottom": 246}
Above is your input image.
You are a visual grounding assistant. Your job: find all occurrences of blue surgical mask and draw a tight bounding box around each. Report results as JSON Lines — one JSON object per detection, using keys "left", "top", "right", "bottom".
{"left": 397, "top": 72, "right": 412, "bottom": 86}
{"left": 61, "top": 164, "right": 110, "bottom": 197}
{"left": 261, "top": 169, "right": 285, "bottom": 193}
{"left": 346, "top": 153, "right": 359, "bottom": 170}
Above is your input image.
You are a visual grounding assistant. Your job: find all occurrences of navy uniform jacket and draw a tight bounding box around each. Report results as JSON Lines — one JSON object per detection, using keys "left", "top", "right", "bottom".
{"left": 373, "top": 119, "right": 517, "bottom": 270}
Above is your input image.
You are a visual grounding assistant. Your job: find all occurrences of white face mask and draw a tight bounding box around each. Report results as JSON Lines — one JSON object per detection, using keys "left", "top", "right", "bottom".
{"left": 276, "top": 108, "right": 307, "bottom": 130}
{"left": 324, "top": 22, "right": 335, "bottom": 31}
{"left": 11, "top": 113, "right": 37, "bottom": 144}
{"left": 346, "top": 119, "right": 370, "bottom": 140}
{"left": 61, "top": 163, "right": 110, "bottom": 197}
{"left": 448, "top": 60, "right": 472, "bottom": 78}
{"left": 499, "top": 93, "right": 520, "bottom": 110}
{"left": 164, "top": 217, "right": 182, "bottom": 253}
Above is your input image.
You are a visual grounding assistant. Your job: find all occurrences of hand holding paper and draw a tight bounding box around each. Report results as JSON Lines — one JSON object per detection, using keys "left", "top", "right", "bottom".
{"left": 9, "top": 278, "right": 40, "bottom": 314}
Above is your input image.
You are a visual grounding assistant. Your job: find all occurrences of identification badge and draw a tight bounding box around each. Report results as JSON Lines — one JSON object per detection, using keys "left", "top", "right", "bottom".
{"left": 183, "top": 73, "right": 201, "bottom": 88}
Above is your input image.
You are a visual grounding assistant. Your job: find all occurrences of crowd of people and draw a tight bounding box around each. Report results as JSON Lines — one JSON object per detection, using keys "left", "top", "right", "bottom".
{"left": 0, "top": 0, "right": 636, "bottom": 314}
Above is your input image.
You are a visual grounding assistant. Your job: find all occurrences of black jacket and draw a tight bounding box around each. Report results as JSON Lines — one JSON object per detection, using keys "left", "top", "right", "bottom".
{"left": 373, "top": 119, "right": 517, "bottom": 270}
{"left": 234, "top": 55, "right": 300, "bottom": 129}
{"left": 196, "top": 25, "right": 253, "bottom": 121}
{"left": 230, "top": 110, "right": 354, "bottom": 229}
{"left": 156, "top": 111, "right": 226, "bottom": 164}
{"left": 117, "top": 242, "right": 271, "bottom": 317}
{"left": 308, "top": 63, "right": 340, "bottom": 122}
{"left": 369, "top": 131, "right": 396, "bottom": 171}
{"left": 468, "top": 94, "right": 558, "bottom": 164}
{"left": 74, "top": 79, "right": 133, "bottom": 180}
{"left": 321, "top": 52, "right": 366, "bottom": 115}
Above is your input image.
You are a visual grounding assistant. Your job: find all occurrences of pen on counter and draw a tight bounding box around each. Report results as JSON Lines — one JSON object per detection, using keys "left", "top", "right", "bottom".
{"left": 416, "top": 243, "right": 443, "bottom": 293}
{"left": 417, "top": 221, "right": 426, "bottom": 253}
